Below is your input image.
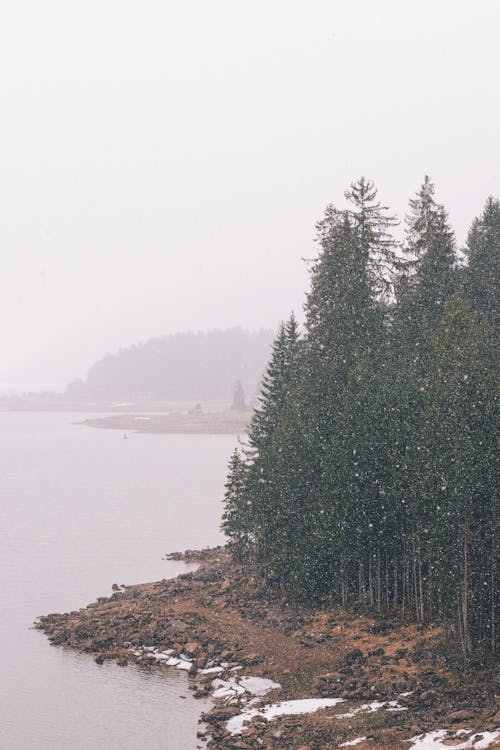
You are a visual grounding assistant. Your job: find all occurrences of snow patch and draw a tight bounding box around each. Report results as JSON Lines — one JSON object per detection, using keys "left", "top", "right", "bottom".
{"left": 340, "top": 738, "right": 370, "bottom": 747}
{"left": 211, "top": 675, "right": 281, "bottom": 701}
{"left": 406, "top": 729, "right": 500, "bottom": 750}
{"left": 238, "top": 676, "right": 281, "bottom": 695}
{"left": 200, "top": 666, "right": 224, "bottom": 675}
{"left": 337, "top": 700, "right": 406, "bottom": 718}
{"left": 226, "top": 698, "right": 345, "bottom": 735}
{"left": 212, "top": 678, "right": 246, "bottom": 700}
{"left": 175, "top": 660, "right": 193, "bottom": 671}
{"left": 166, "top": 657, "right": 181, "bottom": 666}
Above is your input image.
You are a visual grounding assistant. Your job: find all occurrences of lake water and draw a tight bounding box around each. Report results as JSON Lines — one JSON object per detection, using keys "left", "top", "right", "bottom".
{"left": 0, "top": 412, "right": 236, "bottom": 750}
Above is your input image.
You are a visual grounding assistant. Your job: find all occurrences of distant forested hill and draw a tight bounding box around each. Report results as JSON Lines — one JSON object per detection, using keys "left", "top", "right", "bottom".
{"left": 71, "top": 328, "right": 274, "bottom": 402}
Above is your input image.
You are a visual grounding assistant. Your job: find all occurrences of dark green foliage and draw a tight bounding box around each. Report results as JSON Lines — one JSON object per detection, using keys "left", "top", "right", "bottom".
{"left": 411, "top": 296, "right": 498, "bottom": 655}
{"left": 463, "top": 196, "right": 500, "bottom": 326}
{"left": 221, "top": 449, "right": 253, "bottom": 561}
{"left": 221, "top": 178, "right": 498, "bottom": 657}
{"left": 247, "top": 314, "right": 300, "bottom": 452}
{"left": 396, "top": 175, "right": 458, "bottom": 345}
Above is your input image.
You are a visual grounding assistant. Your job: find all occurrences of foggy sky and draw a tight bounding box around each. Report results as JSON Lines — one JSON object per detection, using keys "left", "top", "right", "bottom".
{"left": 1, "top": 0, "right": 499, "bottom": 388}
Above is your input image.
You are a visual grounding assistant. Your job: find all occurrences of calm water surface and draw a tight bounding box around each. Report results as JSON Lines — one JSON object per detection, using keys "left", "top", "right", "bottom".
{"left": 0, "top": 412, "right": 235, "bottom": 750}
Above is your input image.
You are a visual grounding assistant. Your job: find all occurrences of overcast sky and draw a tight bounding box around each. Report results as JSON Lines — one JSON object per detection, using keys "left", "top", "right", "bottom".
{"left": 1, "top": 0, "right": 498, "bottom": 387}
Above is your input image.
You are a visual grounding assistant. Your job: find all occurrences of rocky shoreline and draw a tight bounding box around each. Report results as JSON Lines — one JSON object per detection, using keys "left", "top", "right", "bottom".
{"left": 36, "top": 547, "right": 499, "bottom": 749}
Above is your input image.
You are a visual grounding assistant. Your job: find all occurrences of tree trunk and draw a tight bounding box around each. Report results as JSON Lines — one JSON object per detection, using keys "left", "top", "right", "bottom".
{"left": 393, "top": 559, "right": 398, "bottom": 609}
{"left": 385, "top": 555, "right": 390, "bottom": 609}
{"left": 413, "top": 545, "right": 419, "bottom": 621}
{"left": 377, "top": 551, "right": 381, "bottom": 611}
{"left": 369, "top": 557, "right": 374, "bottom": 608}
{"left": 462, "top": 512, "right": 471, "bottom": 658}
{"left": 418, "top": 545, "right": 424, "bottom": 623}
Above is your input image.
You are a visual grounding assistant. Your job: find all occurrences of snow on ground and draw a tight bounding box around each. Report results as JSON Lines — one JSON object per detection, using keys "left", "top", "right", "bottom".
{"left": 200, "top": 666, "right": 224, "bottom": 674}
{"left": 226, "top": 698, "right": 345, "bottom": 735}
{"left": 124, "top": 646, "right": 500, "bottom": 749}
{"left": 212, "top": 677, "right": 247, "bottom": 700}
{"left": 211, "top": 675, "right": 280, "bottom": 700}
{"left": 340, "top": 738, "right": 370, "bottom": 747}
{"left": 238, "top": 676, "right": 281, "bottom": 695}
{"left": 337, "top": 701, "right": 406, "bottom": 718}
{"left": 132, "top": 647, "right": 280, "bottom": 689}
{"left": 406, "top": 729, "right": 500, "bottom": 749}
{"left": 134, "top": 647, "right": 194, "bottom": 670}
{"left": 175, "top": 659, "right": 193, "bottom": 671}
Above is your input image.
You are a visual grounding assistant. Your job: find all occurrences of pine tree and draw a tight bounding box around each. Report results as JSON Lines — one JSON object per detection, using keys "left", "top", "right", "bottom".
{"left": 344, "top": 177, "right": 399, "bottom": 296}
{"left": 387, "top": 180, "right": 460, "bottom": 613}
{"left": 411, "top": 295, "right": 498, "bottom": 654}
{"left": 273, "top": 187, "right": 394, "bottom": 598}
{"left": 397, "top": 176, "right": 458, "bottom": 339}
{"left": 221, "top": 317, "right": 301, "bottom": 571}
{"left": 463, "top": 196, "right": 500, "bottom": 326}
{"left": 247, "top": 314, "right": 300, "bottom": 454}
{"left": 221, "top": 449, "right": 253, "bottom": 561}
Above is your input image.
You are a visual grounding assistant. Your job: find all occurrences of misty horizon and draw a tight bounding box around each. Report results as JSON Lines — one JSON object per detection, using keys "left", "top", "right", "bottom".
{"left": 1, "top": 1, "right": 499, "bottom": 386}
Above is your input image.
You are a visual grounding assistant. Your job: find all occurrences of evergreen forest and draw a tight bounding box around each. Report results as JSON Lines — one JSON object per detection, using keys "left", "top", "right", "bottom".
{"left": 222, "top": 178, "right": 499, "bottom": 659}
{"left": 70, "top": 328, "right": 273, "bottom": 402}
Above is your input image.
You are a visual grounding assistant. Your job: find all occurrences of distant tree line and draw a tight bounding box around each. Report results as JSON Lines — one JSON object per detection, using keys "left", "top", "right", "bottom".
{"left": 68, "top": 328, "right": 274, "bottom": 403}
{"left": 222, "top": 178, "right": 498, "bottom": 659}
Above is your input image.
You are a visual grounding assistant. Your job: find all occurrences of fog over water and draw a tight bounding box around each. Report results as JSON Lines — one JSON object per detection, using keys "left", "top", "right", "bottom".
{"left": 0, "top": 412, "right": 234, "bottom": 749}
{"left": 1, "top": 0, "right": 499, "bottom": 386}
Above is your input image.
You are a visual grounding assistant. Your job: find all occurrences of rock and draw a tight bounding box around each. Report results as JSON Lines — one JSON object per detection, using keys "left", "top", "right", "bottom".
{"left": 170, "top": 619, "right": 189, "bottom": 631}
{"left": 418, "top": 690, "right": 437, "bottom": 704}
{"left": 345, "top": 648, "right": 365, "bottom": 665}
{"left": 241, "top": 652, "right": 261, "bottom": 665}
{"left": 202, "top": 706, "right": 241, "bottom": 723}
{"left": 250, "top": 715, "right": 268, "bottom": 724}
{"left": 322, "top": 671, "right": 343, "bottom": 681}
{"left": 448, "top": 709, "right": 475, "bottom": 722}
{"left": 185, "top": 641, "right": 201, "bottom": 655}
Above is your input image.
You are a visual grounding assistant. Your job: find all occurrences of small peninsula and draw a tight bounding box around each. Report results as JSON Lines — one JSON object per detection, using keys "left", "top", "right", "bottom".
{"left": 36, "top": 547, "right": 499, "bottom": 750}
{"left": 80, "top": 410, "right": 251, "bottom": 435}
